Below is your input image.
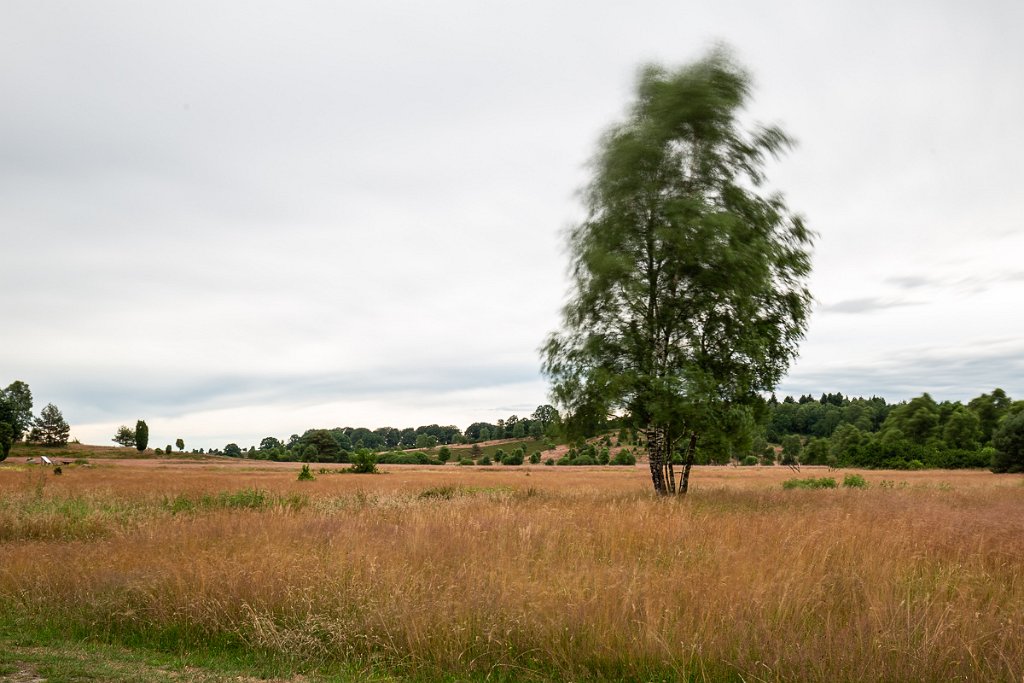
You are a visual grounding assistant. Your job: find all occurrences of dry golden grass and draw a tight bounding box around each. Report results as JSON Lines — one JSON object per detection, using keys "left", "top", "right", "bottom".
{"left": 1, "top": 461, "right": 1023, "bottom": 681}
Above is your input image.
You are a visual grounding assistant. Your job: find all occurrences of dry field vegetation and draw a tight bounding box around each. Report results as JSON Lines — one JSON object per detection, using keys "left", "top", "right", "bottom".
{"left": 1, "top": 460, "right": 1023, "bottom": 682}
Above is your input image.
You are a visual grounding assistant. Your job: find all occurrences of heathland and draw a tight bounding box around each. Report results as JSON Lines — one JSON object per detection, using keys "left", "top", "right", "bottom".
{"left": 1, "top": 455, "right": 1023, "bottom": 682}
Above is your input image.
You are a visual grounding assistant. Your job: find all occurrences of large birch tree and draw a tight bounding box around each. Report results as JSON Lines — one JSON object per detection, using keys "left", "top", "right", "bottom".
{"left": 543, "top": 49, "right": 813, "bottom": 495}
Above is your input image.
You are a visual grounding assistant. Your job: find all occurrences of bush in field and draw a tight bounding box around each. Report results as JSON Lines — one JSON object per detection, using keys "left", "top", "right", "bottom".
{"left": 544, "top": 458, "right": 554, "bottom": 466}
{"left": 530, "top": 451, "right": 541, "bottom": 464}
{"left": 597, "top": 448, "right": 610, "bottom": 465}
{"left": 349, "top": 449, "right": 378, "bottom": 474}
{"left": 504, "top": 448, "right": 524, "bottom": 466}
{"left": 438, "top": 446, "right": 451, "bottom": 463}
{"left": 457, "top": 457, "right": 474, "bottom": 466}
{"left": 741, "top": 455, "right": 759, "bottom": 466}
{"left": 493, "top": 449, "right": 505, "bottom": 463}
{"left": 297, "top": 464, "right": 315, "bottom": 481}
{"left": 611, "top": 449, "right": 636, "bottom": 466}
{"left": 843, "top": 473, "right": 868, "bottom": 488}
{"left": 782, "top": 477, "right": 837, "bottom": 490}
{"left": 478, "top": 455, "right": 492, "bottom": 466}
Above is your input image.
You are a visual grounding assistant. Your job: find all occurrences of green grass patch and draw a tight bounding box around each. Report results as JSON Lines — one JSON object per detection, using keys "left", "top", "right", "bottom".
{"left": 782, "top": 477, "right": 838, "bottom": 490}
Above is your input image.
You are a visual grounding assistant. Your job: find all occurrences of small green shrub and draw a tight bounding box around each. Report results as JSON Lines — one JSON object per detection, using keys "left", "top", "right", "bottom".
{"left": 907, "top": 459, "right": 925, "bottom": 470}
{"left": 611, "top": 449, "right": 636, "bottom": 466}
{"left": 782, "top": 477, "right": 837, "bottom": 490}
{"left": 458, "top": 458, "right": 475, "bottom": 466}
{"left": 297, "top": 464, "right": 315, "bottom": 481}
{"left": 529, "top": 451, "right": 541, "bottom": 464}
{"left": 504, "top": 449, "right": 524, "bottom": 466}
{"left": 544, "top": 458, "right": 554, "bottom": 466}
{"left": 842, "top": 473, "right": 868, "bottom": 488}
{"left": 349, "top": 449, "right": 378, "bottom": 474}
{"left": 741, "top": 455, "right": 759, "bottom": 466}
{"left": 478, "top": 455, "right": 492, "bottom": 466}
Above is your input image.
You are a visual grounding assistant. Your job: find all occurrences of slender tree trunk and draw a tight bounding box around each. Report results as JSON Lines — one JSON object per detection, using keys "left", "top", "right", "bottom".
{"left": 645, "top": 427, "right": 667, "bottom": 495}
{"left": 678, "top": 432, "right": 698, "bottom": 495}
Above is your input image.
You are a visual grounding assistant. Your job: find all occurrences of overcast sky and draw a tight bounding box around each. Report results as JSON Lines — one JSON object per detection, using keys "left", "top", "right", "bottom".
{"left": 2, "top": 1, "right": 1022, "bottom": 449}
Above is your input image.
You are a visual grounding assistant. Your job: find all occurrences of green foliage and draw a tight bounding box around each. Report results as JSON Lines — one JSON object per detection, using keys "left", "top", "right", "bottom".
{"left": 542, "top": 49, "right": 813, "bottom": 494}
{"left": 544, "top": 458, "right": 555, "bottom": 466}
{"left": 611, "top": 449, "right": 636, "bottom": 466}
{"left": 0, "top": 380, "right": 34, "bottom": 441}
{"left": 134, "top": 420, "right": 149, "bottom": 452}
{"left": 165, "top": 444, "right": 172, "bottom": 454}
{"left": 782, "top": 477, "right": 837, "bottom": 490}
{"left": 223, "top": 443, "right": 241, "bottom": 458}
{"left": 529, "top": 451, "right": 541, "bottom": 464}
{"left": 504, "top": 448, "right": 524, "bottom": 466}
{"left": 30, "top": 403, "right": 70, "bottom": 447}
{"left": 457, "top": 458, "right": 474, "bottom": 466}
{"left": 741, "top": 455, "right": 759, "bottom": 466}
{"left": 375, "top": 451, "right": 440, "bottom": 465}
{"left": 175, "top": 438, "right": 185, "bottom": 452}
{"left": 0, "top": 422, "right": 12, "bottom": 461}
{"left": 842, "top": 473, "right": 868, "bottom": 488}
{"left": 438, "top": 446, "right": 451, "bottom": 463}
{"left": 297, "top": 464, "right": 315, "bottom": 481}
{"left": 478, "top": 455, "right": 492, "bottom": 466}
{"left": 112, "top": 425, "right": 135, "bottom": 447}
{"left": 992, "top": 411, "right": 1024, "bottom": 473}
{"left": 349, "top": 449, "right": 378, "bottom": 474}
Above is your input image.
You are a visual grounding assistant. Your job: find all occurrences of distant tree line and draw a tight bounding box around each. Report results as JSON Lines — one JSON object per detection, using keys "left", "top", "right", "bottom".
{"left": 581, "top": 388, "right": 1024, "bottom": 472}
{"left": 213, "top": 405, "right": 561, "bottom": 464}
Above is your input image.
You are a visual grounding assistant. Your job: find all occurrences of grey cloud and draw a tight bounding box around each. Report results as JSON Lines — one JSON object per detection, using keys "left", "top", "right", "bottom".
{"left": 820, "top": 298, "right": 921, "bottom": 315}
{"left": 780, "top": 342, "right": 1024, "bottom": 402}
{"left": 885, "top": 275, "right": 934, "bottom": 290}
{"left": 49, "top": 363, "right": 543, "bottom": 425}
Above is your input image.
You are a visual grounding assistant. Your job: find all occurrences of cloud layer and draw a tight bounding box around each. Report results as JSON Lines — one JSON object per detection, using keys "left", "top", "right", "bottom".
{"left": 3, "top": 1, "right": 1023, "bottom": 448}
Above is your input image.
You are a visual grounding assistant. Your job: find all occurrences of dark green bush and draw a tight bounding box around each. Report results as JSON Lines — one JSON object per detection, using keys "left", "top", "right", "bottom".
{"left": 842, "top": 473, "right": 868, "bottom": 488}
{"left": 349, "top": 449, "right": 378, "bottom": 474}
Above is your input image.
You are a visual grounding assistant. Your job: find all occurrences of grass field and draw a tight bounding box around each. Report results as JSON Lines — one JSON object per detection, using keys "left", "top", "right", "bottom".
{"left": 1, "top": 458, "right": 1022, "bottom": 682}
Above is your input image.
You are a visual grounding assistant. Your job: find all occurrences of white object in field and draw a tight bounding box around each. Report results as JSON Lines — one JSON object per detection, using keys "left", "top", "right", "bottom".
{"left": 41, "top": 455, "right": 53, "bottom": 465}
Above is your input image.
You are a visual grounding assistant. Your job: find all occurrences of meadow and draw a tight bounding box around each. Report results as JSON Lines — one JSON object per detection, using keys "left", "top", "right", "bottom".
{"left": 1, "top": 457, "right": 1022, "bottom": 682}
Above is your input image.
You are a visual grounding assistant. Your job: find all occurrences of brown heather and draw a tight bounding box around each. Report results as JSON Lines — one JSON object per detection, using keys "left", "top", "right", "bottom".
{"left": 1, "top": 462, "right": 1023, "bottom": 681}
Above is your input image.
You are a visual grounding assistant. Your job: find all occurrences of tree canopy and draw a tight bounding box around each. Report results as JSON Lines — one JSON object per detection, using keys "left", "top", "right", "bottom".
{"left": 543, "top": 48, "right": 813, "bottom": 494}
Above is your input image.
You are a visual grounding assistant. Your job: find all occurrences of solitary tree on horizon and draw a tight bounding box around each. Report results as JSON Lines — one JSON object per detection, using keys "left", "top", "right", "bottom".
{"left": 135, "top": 420, "right": 149, "bottom": 452}
{"left": 543, "top": 47, "right": 813, "bottom": 495}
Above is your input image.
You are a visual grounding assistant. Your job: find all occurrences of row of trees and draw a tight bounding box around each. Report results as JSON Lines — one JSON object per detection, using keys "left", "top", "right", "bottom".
{"left": 0, "top": 380, "right": 71, "bottom": 459}
{"left": 213, "top": 405, "right": 562, "bottom": 463}
{"left": 760, "top": 389, "right": 1024, "bottom": 471}
{"left": 112, "top": 421, "right": 188, "bottom": 453}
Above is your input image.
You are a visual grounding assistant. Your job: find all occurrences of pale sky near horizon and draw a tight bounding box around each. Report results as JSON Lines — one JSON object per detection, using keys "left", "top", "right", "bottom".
{"left": 2, "top": 1, "right": 1023, "bottom": 449}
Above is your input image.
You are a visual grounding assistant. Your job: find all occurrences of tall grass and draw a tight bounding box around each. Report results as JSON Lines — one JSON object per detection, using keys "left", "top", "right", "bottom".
{"left": 0, "top": 463, "right": 1022, "bottom": 680}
